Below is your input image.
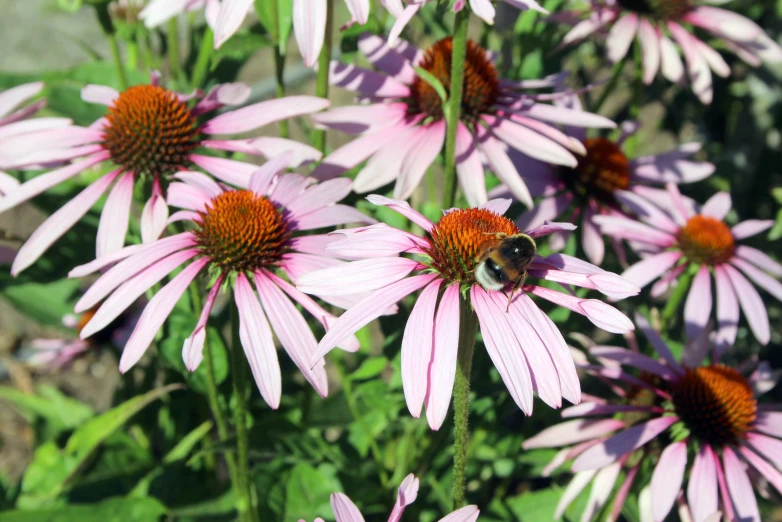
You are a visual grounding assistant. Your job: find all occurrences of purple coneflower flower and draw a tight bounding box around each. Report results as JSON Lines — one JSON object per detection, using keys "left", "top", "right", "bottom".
{"left": 311, "top": 34, "right": 616, "bottom": 207}
{"left": 301, "top": 473, "right": 480, "bottom": 522}
{"left": 383, "top": 0, "right": 547, "bottom": 45}
{"left": 67, "top": 155, "right": 371, "bottom": 408}
{"left": 524, "top": 316, "right": 782, "bottom": 522}
{"left": 594, "top": 184, "right": 781, "bottom": 346}
{"left": 555, "top": 0, "right": 782, "bottom": 103}
{"left": 494, "top": 96, "right": 714, "bottom": 265}
{"left": 297, "top": 196, "right": 639, "bottom": 430}
{"left": 0, "top": 76, "right": 327, "bottom": 275}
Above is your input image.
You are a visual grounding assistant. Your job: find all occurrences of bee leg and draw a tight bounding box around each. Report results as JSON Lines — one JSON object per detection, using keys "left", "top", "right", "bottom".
{"left": 505, "top": 271, "right": 527, "bottom": 312}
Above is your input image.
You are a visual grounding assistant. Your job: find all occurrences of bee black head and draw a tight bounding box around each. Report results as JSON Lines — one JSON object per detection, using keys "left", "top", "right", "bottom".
{"left": 500, "top": 234, "right": 536, "bottom": 263}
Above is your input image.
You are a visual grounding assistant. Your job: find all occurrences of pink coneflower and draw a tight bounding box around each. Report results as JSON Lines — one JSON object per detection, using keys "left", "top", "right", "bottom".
{"left": 67, "top": 155, "right": 371, "bottom": 407}
{"left": 0, "top": 76, "right": 327, "bottom": 275}
{"left": 524, "top": 316, "right": 782, "bottom": 522}
{"left": 594, "top": 184, "right": 781, "bottom": 346}
{"left": 302, "top": 473, "right": 480, "bottom": 522}
{"left": 310, "top": 34, "right": 616, "bottom": 207}
{"left": 555, "top": 0, "right": 782, "bottom": 104}
{"left": 493, "top": 99, "right": 714, "bottom": 265}
{"left": 0, "top": 82, "right": 72, "bottom": 196}
{"left": 297, "top": 196, "right": 639, "bottom": 429}
{"left": 383, "top": 0, "right": 547, "bottom": 45}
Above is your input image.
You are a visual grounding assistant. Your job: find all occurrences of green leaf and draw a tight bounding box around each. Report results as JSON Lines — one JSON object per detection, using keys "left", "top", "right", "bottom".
{"left": 254, "top": 0, "right": 293, "bottom": 49}
{"left": 212, "top": 31, "right": 272, "bottom": 66}
{"left": 1, "top": 278, "right": 80, "bottom": 326}
{"left": 414, "top": 66, "right": 448, "bottom": 103}
{"left": 0, "top": 385, "right": 93, "bottom": 440}
{"left": 350, "top": 357, "right": 388, "bottom": 381}
{"left": 159, "top": 313, "right": 228, "bottom": 394}
{"left": 17, "top": 442, "right": 78, "bottom": 509}
{"left": 284, "top": 463, "right": 342, "bottom": 522}
{"left": 506, "top": 488, "right": 561, "bottom": 521}
{"left": 0, "top": 496, "right": 167, "bottom": 522}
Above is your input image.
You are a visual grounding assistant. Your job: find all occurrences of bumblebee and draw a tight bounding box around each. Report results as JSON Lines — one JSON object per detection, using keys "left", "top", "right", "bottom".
{"left": 475, "top": 232, "right": 537, "bottom": 311}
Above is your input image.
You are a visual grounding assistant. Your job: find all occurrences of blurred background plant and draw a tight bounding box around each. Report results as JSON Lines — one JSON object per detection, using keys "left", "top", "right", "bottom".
{"left": 0, "top": 0, "right": 779, "bottom": 521}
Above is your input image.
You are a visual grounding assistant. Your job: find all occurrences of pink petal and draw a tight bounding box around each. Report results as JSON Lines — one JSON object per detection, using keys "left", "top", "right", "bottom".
{"left": 141, "top": 190, "right": 169, "bottom": 244}
{"left": 519, "top": 102, "right": 616, "bottom": 129}
{"left": 81, "top": 84, "right": 119, "bottom": 106}
{"left": 755, "top": 411, "right": 782, "bottom": 438}
{"left": 637, "top": 19, "right": 660, "bottom": 84}
{"left": 572, "top": 417, "right": 676, "bottom": 471}
{"left": 633, "top": 313, "right": 684, "bottom": 375}
{"left": 683, "top": 6, "right": 762, "bottom": 42}
{"left": 607, "top": 13, "right": 639, "bottom": 63}
{"left": 526, "top": 220, "right": 577, "bottom": 238}
{"left": 659, "top": 33, "right": 685, "bottom": 83}
{"left": 96, "top": 171, "right": 134, "bottom": 258}
{"left": 202, "top": 96, "right": 330, "bottom": 135}
{"left": 593, "top": 215, "right": 677, "bottom": 248}
{"left": 0, "top": 117, "right": 72, "bottom": 140}
{"left": 312, "top": 103, "right": 406, "bottom": 135}
{"left": 669, "top": 22, "right": 712, "bottom": 104}
{"left": 732, "top": 220, "right": 774, "bottom": 240}
{"left": 81, "top": 249, "right": 199, "bottom": 339}
{"left": 714, "top": 265, "right": 739, "bottom": 350}
{"left": 183, "top": 275, "right": 223, "bottom": 372}
{"left": 484, "top": 114, "right": 577, "bottom": 168}
{"left": 388, "top": 474, "right": 420, "bottom": 522}
{"left": 621, "top": 251, "right": 682, "bottom": 288}
{"left": 119, "top": 257, "right": 208, "bottom": 372}
{"left": 724, "top": 264, "right": 770, "bottom": 344}
{"left": 394, "top": 120, "right": 446, "bottom": 200}
{"left": 213, "top": 0, "right": 253, "bottom": 48}
{"left": 254, "top": 272, "right": 328, "bottom": 397}
{"left": 293, "top": 204, "right": 376, "bottom": 231}
{"left": 293, "top": 0, "right": 327, "bottom": 67}
{"left": 561, "top": 403, "right": 656, "bottom": 418}
{"left": 312, "top": 274, "right": 438, "bottom": 362}
{"left": 739, "top": 445, "right": 782, "bottom": 496}
{"left": 424, "top": 284, "right": 461, "bottom": 430}
{"left": 700, "top": 192, "right": 732, "bottom": 220}
{"left": 476, "top": 127, "right": 533, "bottom": 208}
{"left": 555, "top": 470, "right": 598, "bottom": 519}
{"left": 247, "top": 137, "right": 322, "bottom": 167}
{"left": 581, "top": 462, "right": 622, "bottom": 522}
{"left": 166, "top": 181, "right": 212, "bottom": 212}
{"left": 387, "top": 5, "right": 421, "bottom": 46}
{"left": 590, "top": 346, "right": 677, "bottom": 380}
{"left": 269, "top": 172, "right": 311, "bottom": 206}
{"left": 731, "top": 257, "right": 782, "bottom": 302}
{"left": 526, "top": 286, "right": 634, "bottom": 333}
{"left": 288, "top": 179, "right": 353, "bottom": 218}
{"left": 326, "top": 224, "right": 426, "bottom": 259}
{"left": 522, "top": 418, "right": 624, "bottom": 449}
{"left": 614, "top": 189, "right": 679, "bottom": 234}
{"left": 139, "top": 0, "right": 190, "bottom": 27}
{"left": 235, "top": 272, "right": 282, "bottom": 408}
{"left": 582, "top": 204, "right": 605, "bottom": 265}
{"left": 365, "top": 194, "right": 434, "bottom": 232}
{"left": 651, "top": 441, "right": 687, "bottom": 522}
{"left": 330, "top": 492, "right": 364, "bottom": 522}
{"left": 684, "top": 265, "right": 713, "bottom": 340}
{"left": 0, "top": 82, "right": 43, "bottom": 119}
{"left": 402, "top": 280, "right": 441, "bottom": 417}
{"left": 354, "top": 125, "right": 422, "bottom": 194}
{"left": 329, "top": 61, "right": 411, "bottom": 98}
{"left": 358, "top": 33, "right": 416, "bottom": 84}
{"left": 722, "top": 447, "right": 760, "bottom": 522}
{"left": 11, "top": 170, "right": 120, "bottom": 276}
{"left": 437, "top": 505, "right": 479, "bottom": 522}
{"left": 189, "top": 154, "right": 256, "bottom": 187}
{"left": 688, "top": 445, "right": 718, "bottom": 522}
{"left": 248, "top": 152, "right": 293, "bottom": 196}
{"left": 746, "top": 432, "right": 782, "bottom": 470}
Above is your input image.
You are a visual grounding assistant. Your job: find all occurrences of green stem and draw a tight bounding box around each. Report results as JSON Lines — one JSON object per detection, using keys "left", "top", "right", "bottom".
{"left": 191, "top": 27, "right": 214, "bottom": 88}
{"left": 268, "top": 0, "right": 289, "bottom": 138}
{"left": 661, "top": 263, "right": 698, "bottom": 327}
{"left": 442, "top": 9, "right": 470, "bottom": 210}
{"left": 451, "top": 294, "right": 479, "bottom": 510}
{"left": 168, "top": 17, "right": 181, "bottom": 80}
{"left": 94, "top": 4, "right": 128, "bottom": 90}
{"left": 312, "top": 0, "right": 333, "bottom": 153}
{"left": 591, "top": 59, "right": 624, "bottom": 114}
{"left": 188, "top": 283, "right": 241, "bottom": 494}
{"left": 126, "top": 41, "right": 138, "bottom": 70}
{"left": 630, "top": 42, "right": 643, "bottom": 119}
{"left": 230, "top": 299, "right": 258, "bottom": 522}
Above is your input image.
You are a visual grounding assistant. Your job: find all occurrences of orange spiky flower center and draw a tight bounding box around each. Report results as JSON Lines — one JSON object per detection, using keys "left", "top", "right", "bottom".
{"left": 676, "top": 215, "right": 735, "bottom": 265}
{"left": 423, "top": 208, "right": 519, "bottom": 285}
{"left": 562, "top": 137, "right": 631, "bottom": 205}
{"left": 673, "top": 365, "right": 757, "bottom": 445}
{"left": 409, "top": 38, "right": 500, "bottom": 124}
{"left": 103, "top": 85, "right": 199, "bottom": 178}
{"left": 616, "top": 0, "right": 693, "bottom": 19}
{"left": 195, "top": 190, "right": 289, "bottom": 274}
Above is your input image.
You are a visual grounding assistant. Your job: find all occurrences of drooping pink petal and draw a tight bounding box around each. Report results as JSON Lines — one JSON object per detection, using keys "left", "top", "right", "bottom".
{"left": 484, "top": 114, "right": 577, "bottom": 168}
{"left": 296, "top": 257, "right": 419, "bottom": 296}
{"left": 713, "top": 265, "right": 740, "bottom": 351}
{"left": 738, "top": 444, "right": 782, "bottom": 496}
{"left": 614, "top": 190, "right": 679, "bottom": 233}
{"left": 330, "top": 492, "right": 364, "bottom": 522}
{"left": 203, "top": 96, "right": 330, "bottom": 135}
{"left": 590, "top": 346, "right": 677, "bottom": 380}
{"left": 651, "top": 441, "right": 687, "bottom": 522}
{"left": 424, "top": 284, "right": 461, "bottom": 430}
{"left": 0, "top": 82, "right": 43, "bottom": 119}
{"left": 312, "top": 103, "right": 407, "bottom": 135}
{"left": 358, "top": 34, "right": 416, "bottom": 84}
{"left": 81, "top": 84, "right": 119, "bottom": 106}
{"left": 724, "top": 264, "right": 770, "bottom": 344}
{"left": 213, "top": 0, "right": 253, "bottom": 49}
{"left": 365, "top": 194, "right": 434, "bottom": 232}
{"left": 183, "top": 275, "right": 224, "bottom": 372}
{"left": 572, "top": 417, "right": 676, "bottom": 471}
{"left": 581, "top": 462, "right": 622, "bottom": 522}
{"left": 746, "top": 432, "right": 782, "bottom": 470}
{"left": 659, "top": 33, "right": 685, "bottom": 83}
{"left": 526, "top": 286, "right": 634, "bottom": 333}
{"left": 438, "top": 505, "right": 479, "bottom": 522}
{"left": 11, "top": 170, "right": 121, "bottom": 276}
{"left": 722, "top": 447, "right": 760, "bottom": 522}
{"left": 248, "top": 152, "right": 293, "bottom": 197}
{"left": 394, "top": 121, "right": 446, "bottom": 200}
{"left": 581, "top": 204, "right": 605, "bottom": 265}
{"left": 593, "top": 215, "right": 676, "bottom": 248}
{"left": 326, "top": 224, "right": 426, "bottom": 259}
{"left": 684, "top": 265, "right": 713, "bottom": 340}
{"left": 344, "top": 0, "right": 370, "bottom": 24}
{"left": 668, "top": 22, "right": 713, "bottom": 104}
{"left": 172, "top": 171, "right": 224, "bottom": 197}
{"left": 523, "top": 418, "right": 624, "bottom": 449}
{"left": 293, "top": 0, "right": 327, "bottom": 67}
{"left": 637, "top": 19, "right": 660, "bottom": 84}
{"left": 476, "top": 126, "right": 533, "bottom": 208}
{"left": 96, "top": 171, "right": 134, "bottom": 258}
{"left": 621, "top": 251, "right": 682, "bottom": 288}
{"left": 354, "top": 125, "right": 422, "bottom": 194}
{"left": 555, "top": 470, "right": 598, "bottom": 520}
{"left": 119, "top": 257, "right": 208, "bottom": 372}
{"left": 683, "top": 6, "right": 762, "bottom": 43}
{"left": 189, "top": 154, "right": 256, "bottom": 187}
{"left": 0, "top": 117, "right": 71, "bottom": 140}
{"left": 525, "top": 221, "right": 577, "bottom": 239}
{"left": 609, "top": 465, "right": 639, "bottom": 522}
{"left": 607, "top": 13, "right": 639, "bottom": 63}
{"left": 402, "top": 280, "right": 441, "bottom": 417}
{"left": 141, "top": 182, "right": 168, "bottom": 244}
{"left": 515, "top": 194, "right": 571, "bottom": 232}
{"left": 242, "top": 136, "right": 321, "bottom": 167}
{"left": 731, "top": 257, "right": 782, "bottom": 302}
{"left": 312, "top": 274, "right": 438, "bottom": 362}
{"left": 235, "top": 272, "right": 282, "bottom": 408}
{"left": 254, "top": 272, "right": 328, "bottom": 398}
{"left": 561, "top": 402, "right": 657, "bottom": 418}
{"left": 388, "top": 4, "right": 421, "bottom": 46}
{"left": 688, "top": 445, "right": 718, "bottom": 522}
{"left": 269, "top": 172, "right": 312, "bottom": 206}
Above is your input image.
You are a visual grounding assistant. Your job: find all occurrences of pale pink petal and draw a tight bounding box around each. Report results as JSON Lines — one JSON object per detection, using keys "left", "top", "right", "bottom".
{"left": 329, "top": 61, "right": 411, "bottom": 98}
{"left": 660, "top": 33, "right": 685, "bottom": 83}
{"left": 68, "top": 233, "right": 181, "bottom": 278}
{"left": 358, "top": 34, "right": 416, "bottom": 84}
{"left": 590, "top": 346, "right": 677, "bottom": 380}
{"left": 755, "top": 411, "right": 782, "bottom": 438}
{"left": 0, "top": 82, "right": 43, "bottom": 118}
{"left": 325, "top": 224, "right": 426, "bottom": 259}
{"left": 683, "top": 6, "right": 762, "bottom": 43}
{"left": 614, "top": 189, "right": 679, "bottom": 233}
{"left": 354, "top": 125, "right": 422, "bottom": 194}
{"left": 695, "top": 39, "right": 730, "bottom": 78}
{"left": 739, "top": 445, "right": 782, "bottom": 496}
{"left": 561, "top": 11, "right": 615, "bottom": 46}
{"left": 607, "top": 13, "right": 639, "bottom": 63}
{"left": 81, "top": 84, "right": 119, "bottom": 106}
{"left": 424, "top": 284, "right": 461, "bottom": 430}
{"left": 394, "top": 120, "right": 446, "bottom": 200}
{"left": 637, "top": 19, "right": 660, "bottom": 84}
{"left": 555, "top": 470, "right": 598, "bottom": 520}
{"left": 288, "top": 179, "right": 352, "bottom": 219}
{"left": 621, "top": 251, "right": 682, "bottom": 288}
{"left": 381, "top": 0, "right": 404, "bottom": 18}
{"left": 213, "top": 0, "right": 253, "bottom": 48}
{"left": 572, "top": 417, "right": 676, "bottom": 471}
{"left": 119, "top": 258, "right": 208, "bottom": 372}
{"left": 388, "top": 474, "right": 420, "bottom": 522}
{"left": 581, "top": 462, "right": 622, "bottom": 522}
{"left": 365, "top": 194, "right": 434, "bottom": 232}
{"left": 722, "top": 447, "right": 760, "bottom": 522}
{"left": 688, "top": 445, "right": 718, "bottom": 522}
{"left": 0, "top": 117, "right": 71, "bottom": 140}
{"left": 746, "top": 432, "right": 782, "bottom": 470}
{"left": 437, "top": 505, "right": 479, "bottom": 522}
{"left": 515, "top": 194, "right": 570, "bottom": 232}
{"left": 484, "top": 114, "right": 577, "bottom": 168}
{"left": 96, "top": 171, "right": 134, "bottom": 258}
{"left": 480, "top": 198, "right": 512, "bottom": 216}
{"left": 581, "top": 204, "right": 605, "bottom": 265}
{"left": 669, "top": 22, "right": 712, "bottom": 104}
{"left": 139, "top": 0, "right": 190, "bottom": 27}
{"left": 503, "top": 112, "right": 589, "bottom": 155}
{"left": 312, "top": 274, "right": 438, "bottom": 362}
{"left": 651, "top": 441, "right": 687, "bottom": 522}
{"left": 476, "top": 127, "right": 533, "bottom": 208}
{"left": 203, "top": 96, "right": 330, "bottom": 134}
{"left": 235, "top": 272, "right": 282, "bottom": 408}
{"left": 523, "top": 418, "right": 624, "bottom": 449}
{"left": 330, "top": 493, "right": 365, "bottom": 522}
{"left": 293, "top": 204, "right": 376, "bottom": 231}
{"left": 402, "top": 280, "right": 441, "bottom": 417}
{"left": 724, "top": 264, "right": 770, "bottom": 344}
{"left": 269, "top": 172, "right": 311, "bottom": 205}
{"left": 388, "top": 5, "right": 421, "bottom": 47}
{"left": 525, "top": 220, "right": 577, "bottom": 239}
{"left": 172, "top": 171, "right": 224, "bottom": 196}
{"left": 141, "top": 181, "right": 169, "bottom": 244}
{"left": 631, "top": 143, "right": 715, "bottom": 184}
{"left": 684, "top": 265, "right": 713, "bottom": 340}
{"left": 183, "top": 275, "right": 223, "bottom": 372}
{"left": 526, "top": 286, "right": 634, "bottom": 333}
{"left": 312, "top": 103, "right": 406, "bottom": 135}
{"left": 731, "top": 257, "right": 782, "bottom": 302}
{"left": 561, "top": 403, "right": 656, "bottom": 418}
{"left": 167, "top": 181, "right": 212, "bottom": 212}
{"left": 633, "top": 313, "right": 685, "bottom": 375}
{"left": 189, "top": 154, "right": 256, "bottom": 187}
{"left": 714, "top": 265, "right": 739, "bottom": 350}
{"left": 11, "top": 170, "right": 120, "bottom": 276}
{"left": 293, "top": 0, "right": 327, "bottom": 67}
{"left": 245, "top": 137, "right": 322, "bottom": 167}
{"left": 254, "top": 272, "right": 328, "bottom": 397}
{"left": 593, "top": 215, "right": 676, "bottom": 248}
{"left": 732, "top": 220, "right": 773, "bottom": 240}
{"left": 700, "top": 192, "right": 731, "bottom": 220}
{"left": 248, "top": 152, "right": 293, "bottom": 196}
{"left": 609, "top": 465, "right": 639, "bottom": 522}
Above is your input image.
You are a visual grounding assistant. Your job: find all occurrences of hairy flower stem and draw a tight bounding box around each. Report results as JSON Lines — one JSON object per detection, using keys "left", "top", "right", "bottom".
{"left": 268, "top": 0, "right": 289, "bottom": 138}
{"left": 443, "top": 10, "right": 470, "bottom": 209}
{"left": 230, "top": 300, "right": 258, "bottom": 522}
{"left": 451, "top": 294, "right": 479, "bottom": 510}
{"left": 312, "top": 0, "right": 334, "bottom": 153}
{"left": 188, "top": 283, "right": 240, "bottom": 492}
{"left": 168, "top": 18, "right": 182, "bottom": 80}
{"left": 94, "top": 4, "right": 128, "bottom": 90}
{"left": 191, "top": 28, "right": 214, "bottom": 88}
